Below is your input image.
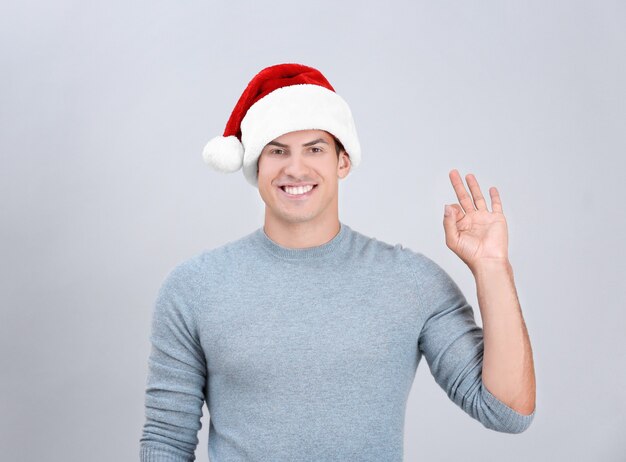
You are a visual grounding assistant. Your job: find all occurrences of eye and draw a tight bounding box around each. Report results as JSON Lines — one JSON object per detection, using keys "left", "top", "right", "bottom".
{"left": 270, "top": 148, "right": 285, "bottom": 155}
{"left": 310, "top": 146, "right": 323, "bottom": 153}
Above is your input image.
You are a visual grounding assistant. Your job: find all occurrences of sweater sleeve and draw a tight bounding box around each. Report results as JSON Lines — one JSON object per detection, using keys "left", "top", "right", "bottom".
{"left": 140, "top": 264, "right": 207, "bottom": 461}
{"left": 414, "top": 254, "right": 535, "bottom": 434}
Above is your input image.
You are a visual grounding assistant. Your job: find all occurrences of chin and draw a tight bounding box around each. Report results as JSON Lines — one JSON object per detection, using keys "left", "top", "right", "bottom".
{"left": 267, "top": 207, "right": 318, "bottom": 224}
{"left": 278, "top": 213, "right": 318, "bottom": 224}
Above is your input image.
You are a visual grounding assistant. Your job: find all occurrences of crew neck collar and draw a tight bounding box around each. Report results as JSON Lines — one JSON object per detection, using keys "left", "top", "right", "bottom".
{"left": 253, "top": 221, "right": 350, "bottom": 260}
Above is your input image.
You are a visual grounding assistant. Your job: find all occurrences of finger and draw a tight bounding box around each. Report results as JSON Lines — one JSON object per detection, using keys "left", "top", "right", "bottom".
{"left": 443, "top": 204, "right": 460, "bottom": 245}
{"left": 450, "top": 203, "right": 464, "bottom": 217}
{"left": 465, "top": 173, "right": 489, "bottom": 211}
{"left": 489, "top": 186, "right": 503, "bottom": 213}
{"left": 449, "top": 169, "right": 476, "bottom": 214}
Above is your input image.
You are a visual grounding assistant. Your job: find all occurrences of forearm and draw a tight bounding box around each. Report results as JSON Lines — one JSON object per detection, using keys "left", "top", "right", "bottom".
{"left": 472, "top": 259, "right": 536, "bottom": 415}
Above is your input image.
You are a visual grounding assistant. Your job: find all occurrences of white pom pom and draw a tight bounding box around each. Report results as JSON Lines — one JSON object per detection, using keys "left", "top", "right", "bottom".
{"left": 202, "top": 135, "right": 244, "bottom": 173}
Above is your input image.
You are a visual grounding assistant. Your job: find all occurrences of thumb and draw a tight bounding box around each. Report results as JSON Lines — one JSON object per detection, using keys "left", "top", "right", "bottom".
{"left": 443, "top": 204, "right": 458, "bottom": 241}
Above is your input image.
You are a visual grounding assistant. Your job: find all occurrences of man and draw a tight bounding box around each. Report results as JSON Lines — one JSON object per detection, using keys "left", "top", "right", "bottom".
{"left": 139, "top": 63, "right": 536, "bottom": 461}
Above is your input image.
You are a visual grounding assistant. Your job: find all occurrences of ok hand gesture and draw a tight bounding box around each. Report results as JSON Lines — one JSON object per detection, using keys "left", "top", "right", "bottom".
{"left": 443, "top": 169, "right": 510, "bottom": 273}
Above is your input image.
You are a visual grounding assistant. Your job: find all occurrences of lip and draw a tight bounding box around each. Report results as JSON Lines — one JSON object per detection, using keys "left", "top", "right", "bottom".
{"left": 277, "top": 184, "right": 317, "bottom": 200}
{"left": 277, "top": 183, "right": 317, "bottom": 187}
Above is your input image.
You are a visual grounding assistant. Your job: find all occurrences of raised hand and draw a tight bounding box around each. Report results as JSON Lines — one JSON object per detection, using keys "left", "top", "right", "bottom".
{"left": 443, "top": 169, "right": 509, "bottom": 273}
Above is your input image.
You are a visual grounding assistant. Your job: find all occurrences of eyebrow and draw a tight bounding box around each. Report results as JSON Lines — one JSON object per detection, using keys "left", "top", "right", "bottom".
{"left": 266, "top": 138, "right": 329, "bottom": 149}
{"left": 267, "top": 140, "right": 288, "bottom": 148}
{"left": 302, "top": 138, "right": 328, "bottom": 147}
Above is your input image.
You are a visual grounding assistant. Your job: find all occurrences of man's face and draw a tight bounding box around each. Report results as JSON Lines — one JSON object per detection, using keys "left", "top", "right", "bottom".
{"left": 257, "top": 129, "right": 351, "bottom": 227}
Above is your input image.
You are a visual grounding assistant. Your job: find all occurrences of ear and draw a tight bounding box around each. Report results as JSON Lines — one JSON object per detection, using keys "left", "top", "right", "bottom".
{"left": 337, "top": 151, "right": 351, "bottom": 179}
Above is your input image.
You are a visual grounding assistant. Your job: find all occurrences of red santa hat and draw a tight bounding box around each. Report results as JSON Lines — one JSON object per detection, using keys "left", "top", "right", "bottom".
{"left": 202, "top": 63, "right": 362, "bottom": 188}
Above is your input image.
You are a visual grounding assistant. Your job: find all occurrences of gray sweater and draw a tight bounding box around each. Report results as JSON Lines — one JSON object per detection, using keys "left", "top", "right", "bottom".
{"left": 140, "top": 221, "right": 535, "bottom": 461}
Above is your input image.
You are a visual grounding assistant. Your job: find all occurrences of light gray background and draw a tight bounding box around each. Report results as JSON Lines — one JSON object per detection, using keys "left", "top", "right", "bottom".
{"left": 1, "top": 1, "right": 624, "bottom": 461}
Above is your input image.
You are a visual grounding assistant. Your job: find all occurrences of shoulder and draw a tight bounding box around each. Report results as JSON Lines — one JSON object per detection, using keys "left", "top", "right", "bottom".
{"left": 346, "top": 226, "right": 437, "bottom": 272}
{"left": 346, "top": 225, "right": 457, "bottom": 291}
{"left": 158, "top": 229, "right": 258, "bottom": 295}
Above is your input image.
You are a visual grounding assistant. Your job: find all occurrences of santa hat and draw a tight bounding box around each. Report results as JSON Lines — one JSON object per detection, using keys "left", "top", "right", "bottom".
{"left": 202, "top": 63, "right": 361, "bottom": 188}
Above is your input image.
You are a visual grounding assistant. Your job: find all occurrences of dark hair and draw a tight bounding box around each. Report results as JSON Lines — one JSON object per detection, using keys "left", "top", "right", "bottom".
{"left": 331, "top": 135, "right": 345, "bottom": 158}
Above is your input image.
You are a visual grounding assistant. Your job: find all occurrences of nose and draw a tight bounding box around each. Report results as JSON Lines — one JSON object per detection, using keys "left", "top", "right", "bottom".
{"left": 283, "top": 152, "right": 310, "bottom": 178}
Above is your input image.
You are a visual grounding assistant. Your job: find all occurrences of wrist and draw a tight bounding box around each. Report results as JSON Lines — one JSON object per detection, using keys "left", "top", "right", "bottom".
{"left": 470, "top": 258, "right": 512, "bottom": 277}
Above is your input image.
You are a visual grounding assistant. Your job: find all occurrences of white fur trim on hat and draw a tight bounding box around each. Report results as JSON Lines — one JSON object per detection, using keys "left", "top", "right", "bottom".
{"left": 202, "top": 135, "right": 244, "bottom": 173}
{"left": 239, "top": 84, "right": 361, "bottom": 187}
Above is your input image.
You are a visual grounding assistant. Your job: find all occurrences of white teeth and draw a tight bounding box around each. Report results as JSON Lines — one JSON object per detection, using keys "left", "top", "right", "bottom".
{"left": 283, "top": 185, "right": 314, "bottom": 195}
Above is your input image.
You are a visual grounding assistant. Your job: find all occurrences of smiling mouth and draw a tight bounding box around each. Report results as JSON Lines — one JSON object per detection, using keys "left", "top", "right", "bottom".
{"left": 279, "top": 184, "right": 318, "bottom": 198}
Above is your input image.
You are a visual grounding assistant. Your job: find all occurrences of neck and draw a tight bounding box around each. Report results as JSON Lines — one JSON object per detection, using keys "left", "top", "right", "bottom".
{"left": 262, "top": 215, "right": 341, "bottom": 249}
